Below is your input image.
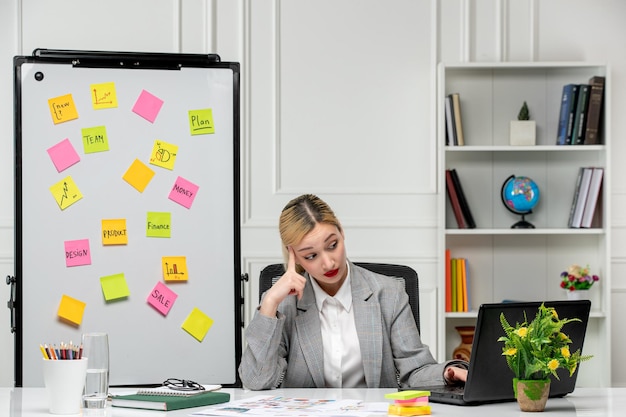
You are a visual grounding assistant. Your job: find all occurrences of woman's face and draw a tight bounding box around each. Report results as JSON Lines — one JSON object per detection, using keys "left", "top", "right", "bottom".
{"left": 291, "top": 222, "right": 348, "bottom": 295}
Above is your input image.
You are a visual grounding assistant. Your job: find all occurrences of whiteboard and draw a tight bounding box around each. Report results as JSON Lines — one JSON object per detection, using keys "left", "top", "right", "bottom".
{"left": 13, "top": 50, "right": 241, "bottom": 387}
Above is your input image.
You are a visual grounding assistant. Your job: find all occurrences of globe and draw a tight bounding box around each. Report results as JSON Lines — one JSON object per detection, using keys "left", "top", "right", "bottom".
{"left": 501, "top": 175, "right": 540, "bottom": 228}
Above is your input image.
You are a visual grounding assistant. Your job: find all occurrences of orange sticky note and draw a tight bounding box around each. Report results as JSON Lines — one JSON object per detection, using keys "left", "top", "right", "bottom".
{"left": 181, "top": 308, "right": 213, "bottom": 342}
{"left": 123, "top": 159, "right": 155, "bottom": 193}
{"left": 57, "top": 294, "right": 86, "bottom": 325}
{"left": 102, "top": 219, "right": 128, "bottom": 245}
{"left": 162, "top": 256, "right": 188, "bottom": 281}
{"left": 48, "top": 93, "right": 79, "bottom": 124}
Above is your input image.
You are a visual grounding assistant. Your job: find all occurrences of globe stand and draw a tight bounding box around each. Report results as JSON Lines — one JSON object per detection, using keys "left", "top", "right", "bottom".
{"left": 511, "top": 212, "right": 535, "bottom": 229}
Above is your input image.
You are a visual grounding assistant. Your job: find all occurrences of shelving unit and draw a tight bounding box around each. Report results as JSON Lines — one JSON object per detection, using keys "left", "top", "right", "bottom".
{"left": 437, "top": 62, "right": 610, "bottom": 387}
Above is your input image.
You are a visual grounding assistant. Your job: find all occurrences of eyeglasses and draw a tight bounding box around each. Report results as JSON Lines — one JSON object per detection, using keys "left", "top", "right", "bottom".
{"left": 162, "top": 378, "right": 205, "bottom": 392}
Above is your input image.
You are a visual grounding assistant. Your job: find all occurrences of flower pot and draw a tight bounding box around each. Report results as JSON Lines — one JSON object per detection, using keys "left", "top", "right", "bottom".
{"left": 566, "top": 289, "right": 589, "bottom": 301}
{"left": 513, "top": 378, "right": 550, "bottom": 412}
{"left": 452, "top": 326, "right": 475, "bottom": 362}
{"left": 510, "top": 120, "right": 536, "bottom": 146}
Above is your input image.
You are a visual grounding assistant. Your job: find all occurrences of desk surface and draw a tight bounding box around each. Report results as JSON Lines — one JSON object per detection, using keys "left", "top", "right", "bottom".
{"left": 2, "top": 387, "right": 624, "bottom": 416}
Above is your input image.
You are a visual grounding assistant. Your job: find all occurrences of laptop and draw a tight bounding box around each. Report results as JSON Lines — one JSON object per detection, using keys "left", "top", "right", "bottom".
{"left": 406, "top": 300, "right": 591, "bottom": 406}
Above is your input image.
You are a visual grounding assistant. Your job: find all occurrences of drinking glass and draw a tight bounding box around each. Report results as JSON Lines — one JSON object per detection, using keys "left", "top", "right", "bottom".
{"left": 82, "top": 332, "right": 109, "bottom": 409}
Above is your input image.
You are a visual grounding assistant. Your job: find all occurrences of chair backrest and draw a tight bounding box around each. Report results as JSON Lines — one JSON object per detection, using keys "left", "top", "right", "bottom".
{"left": 258, "top": 262, "right": 420, "bottom": 333}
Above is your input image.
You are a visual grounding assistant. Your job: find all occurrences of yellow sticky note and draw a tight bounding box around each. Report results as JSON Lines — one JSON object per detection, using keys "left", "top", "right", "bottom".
{"left": 123, "top": 159, "right": 155, "bottom": 193}
{"left": 48, "top": 93, "right": 79, "bottom": 124}
{"left": 82, "top": 126, "right": 109, "bottom": 154}
{"left": 100, "top": 273, "right": 130, "bottom": 301}
{"left": 91, "top": 82, "right": 118, "bottom": 109}
{"left": 102, "top": 219, "right": 128, "bottom": 245}
{"left": 162, "top": 256, "right": 188, "bottom": 281}
{"left": 181, "top": 308, "right": 213, "bottom": 342}
{"left": 149, "top": 140, "right": 178, "bottom": 170}
{"left": 146, "top": 212, "right": 171, "bottom": 238}
{"left": 188, "top": 108, "right": 215, "bottom": 135}
{"left": 57, "top": 294, "right": 86, "bottom": 325}
{"left": 49, "top": 176, "right": 83, "bottom": 210}
{"left": 388, "top": 404, "right": 431, "bottom": 416}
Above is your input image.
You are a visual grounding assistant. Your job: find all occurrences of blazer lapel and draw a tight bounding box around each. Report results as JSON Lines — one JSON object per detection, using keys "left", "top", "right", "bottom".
{"left": 295, "top": 280, "right": 326, "bottom": 387}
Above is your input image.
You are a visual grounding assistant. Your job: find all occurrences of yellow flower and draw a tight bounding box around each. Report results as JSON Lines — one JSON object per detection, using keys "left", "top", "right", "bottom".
{"left": 551, "top": 309, "right": 559, "bottom": 319}
{"left": 559, "top": 332, "right": 568, "bottom": 341}
{"left": 504, "top": 348, "right": 518, "bottom": 356}
{"left": 514, "top": 327, "right": 528, "bottom": 337}
{"left": 561, "top": 347, "right": 571, "bottom": 358}
{"left": 548, "top": 359, "right": 559, "bottom": 371}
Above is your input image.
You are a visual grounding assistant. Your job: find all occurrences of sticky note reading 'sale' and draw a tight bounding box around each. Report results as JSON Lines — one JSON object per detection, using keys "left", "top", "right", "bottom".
{"left": 147, "top": 282, "right": 178, "bottom": 316}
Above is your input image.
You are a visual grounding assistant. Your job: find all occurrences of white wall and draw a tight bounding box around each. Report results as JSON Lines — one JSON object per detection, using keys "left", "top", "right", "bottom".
{"left": 1, "top": 0, "right": 625, "bottom": 387}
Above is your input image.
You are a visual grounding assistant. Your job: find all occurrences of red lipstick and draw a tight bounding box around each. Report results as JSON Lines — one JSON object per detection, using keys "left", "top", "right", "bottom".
{"left": 324, "top": 269, "right": 339, "bottom": 278}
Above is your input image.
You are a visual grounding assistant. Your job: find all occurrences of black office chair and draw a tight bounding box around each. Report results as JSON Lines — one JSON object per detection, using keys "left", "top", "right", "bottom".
{"left": 258, "top": 262, "right": 420, "bottom": 333}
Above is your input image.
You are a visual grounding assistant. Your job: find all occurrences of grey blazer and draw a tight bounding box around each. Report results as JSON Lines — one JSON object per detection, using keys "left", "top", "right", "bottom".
{"left": 239, "top": 262, "right": 465, "bottom": 390}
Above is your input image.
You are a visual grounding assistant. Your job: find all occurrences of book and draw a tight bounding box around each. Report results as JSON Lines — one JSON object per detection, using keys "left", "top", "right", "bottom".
{"left": 451, "top": 93, "right": 465, "bottom": 146}
{"left": 583, "top": 76, "right": 605, "bottom": 145}
{"left": 445, "top": 95, "right": 457, "bottom": 146}
{"left": 449, "top": 169, "right": 476, "bottom": 228}
{"left": 450, "top": 257, "right": 457, "bottom": 312}
{"left": 136, "top": 384, "right": 222, "bottom": 395}
{"left": 567, "top": 167, "right": 585, "bottom": 228}
{"left": 459, "top": 258, "right": 467, "bottom": 312}
{"left": 581, "top": 167, "right": 604, "bottom": 228}
{"left": 569, "top": 167, "right": 593, "bottom": 228}
{"left": 445, "top": 170, "right": 466, "bottom": 229}
{"left": 445, "top": 249, "right": 452, "bottom": 312}
{"left": 572, "top": 84, "right": 590, "bottom": 145}
{"left": 556, "top": 84, "right": 579, "bottom": 145}
{"left": 112, "top": 390, "right": 230, "bottom": 411}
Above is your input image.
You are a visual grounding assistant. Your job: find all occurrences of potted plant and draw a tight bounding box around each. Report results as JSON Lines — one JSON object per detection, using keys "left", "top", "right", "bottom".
{"left": 498, "top": 303, "right": 592, "bottom": 412}
{"left": 510, "top": 101, "right": 536, "bottom": 146}
{"left": 560, "top": 264, "right": 599, "bottom": 300}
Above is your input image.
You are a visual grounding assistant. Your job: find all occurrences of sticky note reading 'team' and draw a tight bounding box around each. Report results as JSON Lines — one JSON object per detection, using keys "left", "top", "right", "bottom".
{"left": 168, "top": 176, "right": 199, "bottom": 209}
{"left": 64, "top": 239, "right": 91, "bottom": 267}
{"left": 146, "top": 212, "right": 171, "bottom": 238}
{"left": 49, "top": 176, "right": 83, "bottom": 210}
{"left": 102, "top": 219, "right": 128, "bottom": 245}
{"left": 47, "top": 138, "right": 80, "bottom": 172}
{"left": 162, "top": 256, "right": 188, "bottom": 281}
{"left": 181, "top": 307, "right": 214, "bottom": 342}
{"left": 57, "top": 294, "right": 86, "bottom": 326}
{"left": 91, "top": 82, "right": 118, "bottom": 110}
{"left": 147, "top": 281, "right": 178, "bottom": 316}
{"left": 149, "top": 140, "right": 178, "bottom": 170}
{"left": 81, "top": 126, "right": 109, "bottom": 154}
{"left": 188, "top": 108, "right": 215, "bottom": 135}
{"left": 100, "top": 273, "right": 130, "bottom": 301}
{"left": 132, "top": 89, "right": 164, "bottom": 123}
{"left": 48, "top": 93, "right": 79, "bottom": 124}
{"left": 122, "top": 159, "right": 155, "bottom": 193}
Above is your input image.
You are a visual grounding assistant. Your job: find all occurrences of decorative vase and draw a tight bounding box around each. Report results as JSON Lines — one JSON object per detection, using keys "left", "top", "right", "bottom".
{"left": 452, "top": 326, "right": 475, "bottom": 362}
{"left": 510, "top": 120, "right": 536, "bottom": 146}
{"left": 513, "top": 378, "right": 550, "bottom": 412}
{"left": 566, "top": 289, "right": 589, "bottom": 301}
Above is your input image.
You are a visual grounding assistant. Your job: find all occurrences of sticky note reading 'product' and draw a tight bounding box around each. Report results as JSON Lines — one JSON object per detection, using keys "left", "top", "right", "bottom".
{"left": 47, "top": 139, "right": 80, "bottom": 172}
{"left": 168, "top": 176, "right": 199, "bottom": 209}
{"left": 123, "top": 159, "right": 155, "bottom": 193}
{"left": 49, "top": 176, "right": 83, "bottom": 210}
{"left": 64, "top": 239, "right": 91, "bottom": 267}
{"left": 90, "top": 82, "right": 118, "bottom": 110}
{"left": 162, "top": 256, "right": 188, "bottom": 281}
{"left": 48, "top": 93, "right": 79, "bottom": 124}
{"left": 100, "top": 273, "right": 130, "bottom": 301}
{"left": 188, "top": 108, "right": 215, "bottom": 135}
{"left": 102, "top": 219, "right": 128, "bottom": 245}
{"left": 149, "top": 140, "right": 178, "bottom": 170}
{"left": 81, "top": 126, "right": 109, "bottom": 154}
{"left": 181, "top": 308, "right": 214, "bottom": 342}
{"left": 147, "top": 281, "right": 178, "bottom": 316}
{"left": 57, "top": 295, "right": 86, "bottom": 325}
{"left": 146, "top": 212, "right": 171, "bottom": 238}
{"left": 132, "top": 89, "right": 164, "bottom": 123}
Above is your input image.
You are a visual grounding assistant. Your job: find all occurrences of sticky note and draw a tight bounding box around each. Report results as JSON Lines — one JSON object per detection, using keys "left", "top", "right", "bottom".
{"left": 385, "top": 391, "right": 430, "bottom": 400}
{"left": 394, "top": 397, "right": 428, "bottom": 405}
{"left": 162, "top": 256, "right": 188, "bottom": 281}
{"left": 90, "top": 82, "right": 118, "bottom": 109}
{"left": 149, "top": 140, "right": 178, "bottom": 170}
{"left": 123, "top": 159, "right": 155, "bottom": 193}
{"left": 81, "top": 126, "right": 109, "bottom": 154}
{"left": 64, "top": 239, "right": 91, "bottom": 267}
{"left": 102, "top": 219, "right": 128, "bottom": 245}
{"left": 388, "top": 404, "right": 431, "bottom": 416}
{"left": 132, "top": 89, "right": 164, "bottom": 123}
{"left": 181, "top": 307, "right": 214, "bottom": 342}
{"left": 146, "top": 212, "right": 171, "bottom": 238}
{"left": 100, "top": 273, "right": 130, "bottom": 301}
{"left": 188, "top": 108, "right": 215, "bottom": 135}
{"left": 47, "top": 138, "right": 80, "bottom": 172}
{"left": 48, "top": 93, "right": 79, "bottom": 124}
{"left": 57, "top": 294, "right": 86, "bottom": 325}
{"left": 147, "top": 281, "right": 178, "bottom": 316}
{"left": 49, "top": 176, "right": 83, "bottom": 210}
{"left": 168, "top": 176, "right": 199, "bottom": 209}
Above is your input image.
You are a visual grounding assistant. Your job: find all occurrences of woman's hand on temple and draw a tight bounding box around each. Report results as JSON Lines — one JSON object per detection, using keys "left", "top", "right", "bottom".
{"left": 259, "top": 247, "right": 306, "bottom": 317}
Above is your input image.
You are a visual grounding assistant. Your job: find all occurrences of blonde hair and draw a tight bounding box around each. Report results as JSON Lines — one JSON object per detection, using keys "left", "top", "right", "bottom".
{"left": 279, "top": 194, "right": 342, "bottom": 273}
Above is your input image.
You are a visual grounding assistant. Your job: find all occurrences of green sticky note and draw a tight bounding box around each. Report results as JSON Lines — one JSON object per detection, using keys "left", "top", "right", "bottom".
{"left": 384, "top": 390, "right": 430, "bottom": 400}
{"left": 100, "top": 273, "right": 130, "bottom": 301}
{"left": 188, "top": 108, "right": 215, "bottom": 135}
{"left": 82, "top": 125, "right": 110, "bottom": 153}
{"left": 146, "top": 212, "right": 171, "bottom": 238}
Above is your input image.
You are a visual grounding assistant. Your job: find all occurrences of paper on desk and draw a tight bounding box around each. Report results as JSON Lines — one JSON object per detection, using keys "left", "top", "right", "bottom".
{"left": 190, "top": 394, "right": 388, "bottom": 417}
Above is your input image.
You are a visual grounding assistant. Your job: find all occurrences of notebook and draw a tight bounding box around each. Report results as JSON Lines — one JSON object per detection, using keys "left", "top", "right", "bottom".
{"left": 405, "top": 300, "right": 591, "bottom": 406}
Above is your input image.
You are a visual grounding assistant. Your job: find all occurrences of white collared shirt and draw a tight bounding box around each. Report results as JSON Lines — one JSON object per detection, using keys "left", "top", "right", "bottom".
{"left": 310, "top": 263, "right": 366, "bottom": 388}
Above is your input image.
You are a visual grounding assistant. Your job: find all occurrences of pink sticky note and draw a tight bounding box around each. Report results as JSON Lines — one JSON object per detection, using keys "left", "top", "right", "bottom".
{"left": 64, "top": 239, "right": 91, "bottom": 267}
{"left": 168, "top": 176, "right": 199, "bottom": 209}
{"left": 47, "top": 138, "right": 80, "bottom": 172}
{"left": 147, "top": 281, "right": 177, "bottom": 316}
{"left": 132, "top": 90, "right": 164, "bottom": 123}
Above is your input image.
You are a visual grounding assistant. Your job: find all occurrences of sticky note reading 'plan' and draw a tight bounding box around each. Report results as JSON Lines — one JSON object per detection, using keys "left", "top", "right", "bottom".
{"left": 188, "top": 108, "right": 215, "bottom": 135}
{"left": 102, "top": 219, "right": 128, "bottom": 245}
{"left": 48, "top": 93, "right": 79, "bottom": 124}
{"left": 181, "top": 307, "right": 214, "bottom": 342}
{"left": 100, "top": 273, "right": 130, "bottom": 301}
{"left": 123, "top": 159, "right": 155, "bottom": 193}
{"left": 64, "top": 239, "right": 91, "bottom": 267}
{"left": 132, "top": 89, "right": 164, "bottom": 123}
{"left": 57, "top": 294, "right": 86, "bottom": 326}
{"left": 162, "top": 256, "right": 188, "bottom": 281}
{"left": 168, "top": 176, "right": 199, "bottom": 209}
{"left": 90, "top": 82, "right": 118, "bottom": 110}
{"left": 49, "top": 176, "right": 83, "bottom": 210}
{"left": 47, "top": 139, "right": 80, "bottom": 172}
{"left": 147, "top": 281, "right": 178, "bottom": 316}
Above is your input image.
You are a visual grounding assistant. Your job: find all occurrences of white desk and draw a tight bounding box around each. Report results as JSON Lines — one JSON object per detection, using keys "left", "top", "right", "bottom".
{"left": 2, "top": 387, "right": 624, "bottom": 416}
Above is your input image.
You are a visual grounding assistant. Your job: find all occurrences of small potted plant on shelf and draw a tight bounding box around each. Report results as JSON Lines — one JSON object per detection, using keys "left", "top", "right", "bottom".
{"left": 510, "top": 101, "right": 536, "bottom": 146}
{"left": 498, "top": 303, "right": 592, "bottom": 412}
{"left": 560, "top": 264, "right": 599, "bottom": 300}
